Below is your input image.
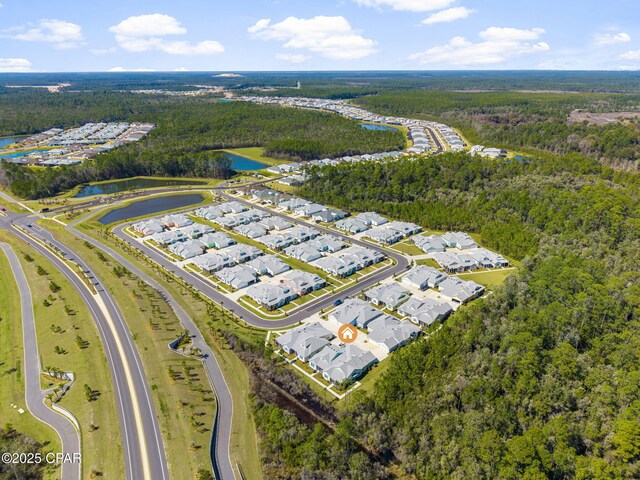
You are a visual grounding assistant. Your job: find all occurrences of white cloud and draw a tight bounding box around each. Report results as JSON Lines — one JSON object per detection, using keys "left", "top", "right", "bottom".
{"left": 109, "top": 14, "right": 224, "bottom": 56}
{"left": 620, "top": 49, "right": 640, "bottom": 60}
{"left": 410, "top": 27, "right": 549, "bottom": 66}
{"left": 594, "top": 32, "right": 631, "bottom": 46}
{"left": 276, "top": 53, "right": 310, "bottom": 63}
{"left": 90, "top": 47, "right": 117, "bottom": 56}
{"left": 0, "top": 58, "right": 33, "bottom": 72}
{"left": 174, "top": 67, "right": 189, "bottom": 71}
{"left": 354, "top": 0, "right": 455, "bottom": 12}
{"left": 6, "top": 19, "right": 83, "bottom": 49}
{"left": 422, "top": 6, "right": 475, "bottom": 25}
{"left": 108, "top": 67, "right": 156, "bottom": 72}
{"left": 248, "top": 16, "right": 376, "bottom": 60}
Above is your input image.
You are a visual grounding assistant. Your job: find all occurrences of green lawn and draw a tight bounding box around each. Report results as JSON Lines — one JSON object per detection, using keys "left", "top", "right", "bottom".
{"left": 391, "top": 242, "right": 425, "bottom": 256}
{"left": 416, "top": 258, "right": 441, "bottom": 269}
{"left": 456, "top": 268, "right": 515, "bottom": 289}
{"left": 0, "top": 231, "right": 123, "bottom": 479}
{"left": 42, "top": 223, "right": 216, "bottom": 480}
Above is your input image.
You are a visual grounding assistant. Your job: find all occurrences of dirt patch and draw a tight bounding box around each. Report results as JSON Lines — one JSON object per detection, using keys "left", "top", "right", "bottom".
{"left": 568, "top": 110, "right": 640, "bottom": 125}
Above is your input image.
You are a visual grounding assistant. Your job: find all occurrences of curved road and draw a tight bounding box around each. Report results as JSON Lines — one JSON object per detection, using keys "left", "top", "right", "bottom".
{"left": 1, "top": 243, "right": 81, "bottom": 480}
{"left": 0, "top": 213, "right": 169, "bottom": 480}
{"left": 66, "top": 221, "right": 237, "bottom": 480}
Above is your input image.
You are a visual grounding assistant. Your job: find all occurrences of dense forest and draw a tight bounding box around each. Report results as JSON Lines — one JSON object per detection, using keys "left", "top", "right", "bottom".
{"left": 356, "top": 91, "right": 640, "bottom": 168}
{"left": 0, "top": 425, "right": 51, "bottom": 478}
{"left": 260, "top": 153, "right": 640, "bottom": 479}
{"left": 0, "top": 92, "right": 403, "bottom": 198}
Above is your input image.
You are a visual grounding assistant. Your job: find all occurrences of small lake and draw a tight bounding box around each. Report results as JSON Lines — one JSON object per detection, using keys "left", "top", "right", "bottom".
{"left": 217, "top": 151, "right": 267, "bottom": 170}
{"left": 98, "top": 194, "right": 204, "bottom": 225}
{"left": 0, "top": 149, "right": 49, "bottom": 159}
{"left": 0, "top": 137, "right": 23, "bottom": 149}
{"left": 75, "top": 177, "right": 208, "bottom": 198}
{"left": 360, "top": 123, "right": 399, "bottom": 131}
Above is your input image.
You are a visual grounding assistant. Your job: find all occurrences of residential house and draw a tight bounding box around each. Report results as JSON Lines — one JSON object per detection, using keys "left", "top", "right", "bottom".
{"left": 245, "top": 283, "right": 297, "bottom": 310}
{"left": 467, "top": 248, "right": 509, "bottom": 268}
{"left": 364, "top": 282, "right": 411, "bottom": 310}
{"left": 251, "top": 189, "right": 280, "bottom": 204}
{"left": 328, "top": 298, "right": 383, "bottom": 328}
{"left": 200, "top": 232, "right": 236, "bottom": 249}
{"left": 413, "top": 234, "right": 447, "bottom": 253}
{"left": 222, "top": 244, "right": 263, "bottom": 264}
{"left": 402, "top": 265, "right": 448, "bottom": 290}
{"left": 243, "top": 208, "right": 270, "bottom": 222}
{"left": 315, "top": 345, "right": 378, "bottom": 384}
{"left": 151, "top": 230, "right": 185, "bottom": 246}
{"left": 234, "top": 223, "right": 267, "bottom": 239}
{"left": 354, "top": 212, "right": 388, "bottom": 226}
{"left": 278, "top": 197, "right": 310, "bottom": 212}
{"left": 191, "top": 252, "right": 236, "bottom": 273}
{"left": 438, "top": 277, "right": 485, "bottom": 304}
{"left": 312, "top": 257, "right": 358, "bottom": 278}
{"left": 213, "top": 216, "right": 240, "bottom": 229}
{"left": 132, "top": 219, "right": 165, "bottom": 236}
{"left": 397, "top": 298, "right": 452, "bottom": 326}
{"left": 284, "top": 244, "right": 324, "bottom": 263}
{"left": 441, "top": 232, "right": 478, "bottom": 250}
{"left": 275, "top": 322, "right": 334, "bottom": 361}
{"left": 245, "top": 255, "right": 291, "bottom": 277}
{"left": 287, "top": 225, "right": 320, "bottom": 243}
{"left": 340, "top": 246, "right": 385, "bottom": 269}
{"left": 168, "top": 239, "right": 205, "bottom": 259}
{"left": 367, "top": 316, "right": 421, "bottom": 353}
{"left": 335, "top": 218, "right": 370, "bottom": 234}
{"left": 193, "top": 205, "right": 223, "bottom": 221}
{"left": 257, "top": 233, "right": 295, "bottom": 250}
{"left": 161, "top": 213, "right": 193, "bottom": 228}
{"left": 180, "top": 223, "right": 214, "bottom": 239}
{"left": 363, "top": 227, "right": 403, "bottom": 245}
{"left": 385, "top": 221, "right": 422, "bottom": 237}
{"left": 259, "top": 216, "right": 293, "bottom": 231}
{"left": 293, "top": 203, "right": 327, "bottom": 217}
{"left": 217, "top": 201, "right": 248, "bottom": 214}
{"left": 311, "top": 209, "right": 348, "bottom": 223}
{"left": 432, "top": 252, "right": 479, "bottom": 273}
{"left": 307, "top": 235, "right": 345, "bottom": 253}
{"left": 282, "top": 270, "right": 326, "bottom": 296}
{"left": 214, "top": 265, "right": 257, "bottom": 289}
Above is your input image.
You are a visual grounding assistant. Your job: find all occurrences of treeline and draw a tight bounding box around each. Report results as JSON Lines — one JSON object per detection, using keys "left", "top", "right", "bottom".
{"left": 0, "top": 425, "right": 50, "bottom": 478}
{"left": 293, "top": 153, "right": 640, "bottom": 478}
{"left": 356, "top": 91, "right": 640, "bottom": 167}
{"left": 0, "top": 94, "right": 403, "bottom": 198}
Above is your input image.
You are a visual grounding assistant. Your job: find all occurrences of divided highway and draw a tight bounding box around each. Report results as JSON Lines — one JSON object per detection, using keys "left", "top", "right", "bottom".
{"left": 1, "top": 243, "right": 81, "bottom": 480}
{"left": 66, "top": 221, "right": 237, "bottom": 480}
{"left": 0, "top": 212, "right": 169, "bottom": 480}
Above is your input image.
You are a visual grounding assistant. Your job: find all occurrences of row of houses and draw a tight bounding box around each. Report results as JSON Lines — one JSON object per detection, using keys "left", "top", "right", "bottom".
{"left": 244, "top": 270, "right": 327, "bottom": 310}
{"left": 276, "top": 322, "right": 379, "bottom": 384}
{"left": 470, "top": 145, "right": 507, "bottom": 158}
{"left": 432, "top": 248, "right": 509, "bottom": 273}
{"left": 400, "top": 265, "right": 485, "bottom": 305}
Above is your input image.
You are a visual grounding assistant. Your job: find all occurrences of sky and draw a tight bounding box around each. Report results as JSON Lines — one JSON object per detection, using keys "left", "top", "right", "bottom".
{"left": 1, "top": 0, "right": 640, "bottom": 72}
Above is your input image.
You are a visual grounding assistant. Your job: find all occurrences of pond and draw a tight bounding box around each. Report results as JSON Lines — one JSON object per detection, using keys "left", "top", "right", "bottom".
{"left": 360, "top": 123, "right": 399, "bottom": 131}
{"left": 98, "top": 194, "right": 204, "bottom": 225}
{"left": 0, "top": 137, "right": 23, "bottom": 149}
{"left": 74, "top": 177, "right": 208, "bottom": 198}
{"left": 217, "top": 151, "right": 267, "bottom": 170}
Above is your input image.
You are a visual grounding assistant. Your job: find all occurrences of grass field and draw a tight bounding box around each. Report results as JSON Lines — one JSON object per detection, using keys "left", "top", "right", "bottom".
{"left": 456, "top": 268, "right": 515, "bottom": 289}
{"left": 0, "top": 231, "right": 123, "bottom": 479}
{"left": 416, "top": 258, "right": 441, "bottom": 269}
{"left": 390, "top": 241, "right": 424, "bottom": 256}
{"left": 42, "top": 223, "right": 216, "bottom": 480}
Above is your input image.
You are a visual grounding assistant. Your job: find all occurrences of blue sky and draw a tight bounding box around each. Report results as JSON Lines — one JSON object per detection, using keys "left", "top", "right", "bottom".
{"left": 1, "top": 0, "right": 640, "bottom": 72}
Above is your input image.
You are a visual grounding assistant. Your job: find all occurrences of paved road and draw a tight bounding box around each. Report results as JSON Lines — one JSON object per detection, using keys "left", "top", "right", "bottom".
{"left": 112, "top": 188, "right": 409, "bottom": 329}
{"left": 1, "top": 243, "right": 81, "bottom": 480}
{"left": 0, "top": 213, "right": 169, "bottom": 480}
{"left": 66, "top": 222, "right": 237, "bottom": 480}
